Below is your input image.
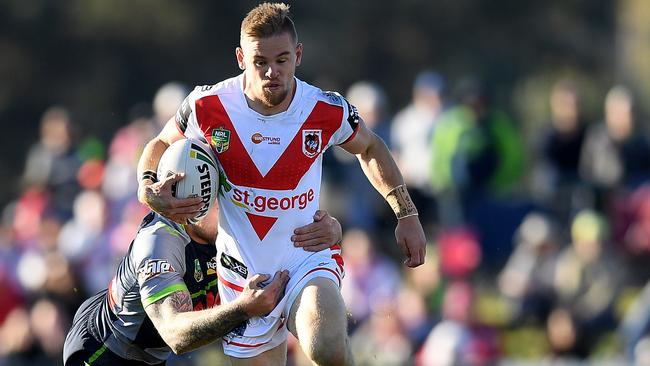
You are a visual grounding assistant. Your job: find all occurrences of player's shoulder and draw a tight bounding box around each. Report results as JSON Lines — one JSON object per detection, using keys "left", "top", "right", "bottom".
{"left": 188, "top": 75, "right": 241, "bottom": 101}
{"left": 300, "top": 80, "right": 347, "bottom": 109}
{"left": 300, "top": 79, "right": 360, "bottom": 128}
{"left": 131, "top": 213, "right": 190, "bottom": 263}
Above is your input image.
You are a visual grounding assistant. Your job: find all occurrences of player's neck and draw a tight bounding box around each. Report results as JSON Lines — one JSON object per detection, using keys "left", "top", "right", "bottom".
{"left": 185, "top": 226, "right": 212, "bottom": 245}
{"left": 244, "top": 79, "right": 296, "bottom": 116}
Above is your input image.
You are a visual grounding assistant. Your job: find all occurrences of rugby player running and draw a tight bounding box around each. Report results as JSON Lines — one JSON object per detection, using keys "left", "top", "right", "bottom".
{"left": 136, "top": 3, "right": 426, "bottom": 365}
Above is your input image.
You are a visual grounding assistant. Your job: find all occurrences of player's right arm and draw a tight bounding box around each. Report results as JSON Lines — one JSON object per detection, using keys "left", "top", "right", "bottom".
{"left": 137, "top": 117, "right": 204, "bottom": 223}
{"left": 144, "top": 270, "right": 289, "bottom": 355}
{"left": 340, "top": 115, "right": 426, "bottom": 268}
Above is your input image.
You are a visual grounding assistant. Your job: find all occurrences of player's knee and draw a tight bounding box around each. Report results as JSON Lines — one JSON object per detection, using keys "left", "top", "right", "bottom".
{"left": 307, "top": 333, "right": 350, "bottom": 366}
{"left": 309, "top": 346, "right": 348, "bottom": 366}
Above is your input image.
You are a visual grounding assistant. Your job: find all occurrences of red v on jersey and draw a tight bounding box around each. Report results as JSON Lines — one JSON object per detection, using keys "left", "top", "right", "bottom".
{"left": 195, "top": 96, "right": 342, "bottom": 190}
{"left": 245, "top": 212, "right": 278, "bottom": 241}
{"left": 195, "top": 95, "right": 342, "bottom": 241}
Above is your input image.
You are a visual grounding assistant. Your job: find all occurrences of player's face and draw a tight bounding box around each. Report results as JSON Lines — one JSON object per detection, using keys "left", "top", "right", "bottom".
{"left": 237, "top": 32, "right": 303, "bottom": 111}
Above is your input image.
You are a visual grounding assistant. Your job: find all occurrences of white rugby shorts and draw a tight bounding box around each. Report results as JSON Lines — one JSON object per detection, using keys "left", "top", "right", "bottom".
{"left": 218, "top": 245, "right": 344, "bottom": 358}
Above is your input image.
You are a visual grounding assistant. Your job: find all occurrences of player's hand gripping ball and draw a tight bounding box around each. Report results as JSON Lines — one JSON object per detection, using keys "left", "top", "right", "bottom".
{"left": 157, "top": 139, "right": 220, "bottom": 223}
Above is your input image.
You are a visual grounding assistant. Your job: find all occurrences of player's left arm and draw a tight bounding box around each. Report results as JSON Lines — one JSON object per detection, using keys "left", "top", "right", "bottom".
{"left": 340, "top": 118, "right": 426, "bottom": 267}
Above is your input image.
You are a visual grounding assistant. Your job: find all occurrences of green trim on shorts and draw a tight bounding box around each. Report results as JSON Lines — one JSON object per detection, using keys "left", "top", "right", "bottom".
{"left": 190, "top": 279, "right": 218, "bottom": 299}
{"left": 84, "top": 344, "right": 107, "bottom": 365}
{"left": 142, "top": 283, "right": 189, "bottom": 307}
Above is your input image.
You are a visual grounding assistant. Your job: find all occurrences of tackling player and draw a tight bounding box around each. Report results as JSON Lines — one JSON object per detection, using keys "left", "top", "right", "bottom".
{"left": 63, "top": 196, "right": 343, "bottom": 366}
{"left": 136, "top": 3, "right": 427, "bottom": 365}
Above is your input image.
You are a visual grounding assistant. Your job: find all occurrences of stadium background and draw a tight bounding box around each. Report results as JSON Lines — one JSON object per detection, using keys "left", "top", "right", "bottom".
{"left": 3, "top": 0, "right": 650, "bottom": 364}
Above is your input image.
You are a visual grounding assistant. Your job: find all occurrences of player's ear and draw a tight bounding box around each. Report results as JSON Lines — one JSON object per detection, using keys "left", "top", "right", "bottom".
{"left": 295, "top": 43, "right": 303, "bottom": 67}
{"left": 236, "top": 47, "right": 245, "bottom": 70}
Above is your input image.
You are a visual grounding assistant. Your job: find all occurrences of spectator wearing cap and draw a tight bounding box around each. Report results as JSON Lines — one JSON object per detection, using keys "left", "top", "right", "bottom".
{"left": 553, "top": 210, "right": 623, "bottom": 353}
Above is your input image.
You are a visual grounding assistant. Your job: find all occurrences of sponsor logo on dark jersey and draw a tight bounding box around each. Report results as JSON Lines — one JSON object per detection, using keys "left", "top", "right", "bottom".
{"left": 207, "top": 256, "right": 218, "bottom": 275}
{"left": 220, "top": 253, "right": 248, "bottom": 278}
{"left": 138, "top": 259, "right": 176, "bottom": 282}
{"left": 194, "top": 259, "right": 204, "bottom": 282}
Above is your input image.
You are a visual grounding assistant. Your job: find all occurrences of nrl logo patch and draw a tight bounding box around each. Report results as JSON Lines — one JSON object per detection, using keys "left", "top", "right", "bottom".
{"left": 211, "top": 127, "right": 231, "bottom": 153}
{"left": 302, "top": 129, "right": 322, "bottom": 158}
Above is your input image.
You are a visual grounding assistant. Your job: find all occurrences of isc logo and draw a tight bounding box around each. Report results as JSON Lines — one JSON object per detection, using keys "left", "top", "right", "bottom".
{"left": 138, "top": 259, "right": 176, "bottom": 281}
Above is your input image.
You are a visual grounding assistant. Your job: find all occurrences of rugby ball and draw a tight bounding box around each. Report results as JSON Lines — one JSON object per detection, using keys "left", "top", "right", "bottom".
{"left": 157, "top": 138, "right": 219, "bottom": 223}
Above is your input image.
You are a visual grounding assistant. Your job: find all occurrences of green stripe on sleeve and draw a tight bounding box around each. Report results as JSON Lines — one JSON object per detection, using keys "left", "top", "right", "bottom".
{"left": 142, "top": 283, "right": 189, "bottom": 307}
{"left": 85, "top": 344, "right": 107, "bottom": 365}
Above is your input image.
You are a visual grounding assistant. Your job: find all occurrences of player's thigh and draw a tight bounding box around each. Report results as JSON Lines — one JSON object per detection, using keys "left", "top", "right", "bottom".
{"left": 228, "top": 341, "right": 287, "bottom": 366}
{"left": 287, "top": 276, "right": 347, "bottom": 343}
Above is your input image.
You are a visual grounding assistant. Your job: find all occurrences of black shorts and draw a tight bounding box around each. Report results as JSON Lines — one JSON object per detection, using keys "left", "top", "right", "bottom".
{"left": 63, "top": 291, "right": 165, "bottom": 366}
{"left": 64, "top": 335, "right": 165, "bottom": 366}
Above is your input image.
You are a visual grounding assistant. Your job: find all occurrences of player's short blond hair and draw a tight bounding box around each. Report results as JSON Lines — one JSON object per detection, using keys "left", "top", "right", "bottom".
{"left": 241, "top": 3, "right": 297, "bottom": 43}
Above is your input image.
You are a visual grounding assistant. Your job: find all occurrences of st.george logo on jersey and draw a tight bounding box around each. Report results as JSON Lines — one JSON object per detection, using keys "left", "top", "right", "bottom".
{"left": 302, "top": 129, "right": 322, "bottom": 158}
{"left": 211, "top": 127, "right": 231, "bottom": 153}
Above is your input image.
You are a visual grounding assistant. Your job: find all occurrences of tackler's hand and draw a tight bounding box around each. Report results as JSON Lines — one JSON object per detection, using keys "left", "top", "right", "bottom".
{"left": 238, "top": 270, "right": 290, "bottom": 317}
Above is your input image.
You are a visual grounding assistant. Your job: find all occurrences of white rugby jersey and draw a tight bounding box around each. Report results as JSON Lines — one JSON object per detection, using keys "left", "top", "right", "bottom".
{"left": 176, "top": 74, "right": 358, "bottom": 290}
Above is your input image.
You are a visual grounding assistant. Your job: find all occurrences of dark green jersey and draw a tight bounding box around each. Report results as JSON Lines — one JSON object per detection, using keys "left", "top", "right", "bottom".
{"left": 82, "top": 212, "right": 218, "bottom": 364}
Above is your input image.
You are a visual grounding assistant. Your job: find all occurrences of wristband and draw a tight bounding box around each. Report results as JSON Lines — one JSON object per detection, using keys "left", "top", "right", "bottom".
{"left": 385, "top": 184, "right": 418, "bottom": 219}
{"left": 140, "top": 170, "right": 158, "bottom": 183}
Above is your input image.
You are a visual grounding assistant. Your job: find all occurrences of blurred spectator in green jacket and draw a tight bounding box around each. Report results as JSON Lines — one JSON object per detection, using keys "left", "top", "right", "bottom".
{"left": 430, "top": 78, "right": 525, "bottom": 227}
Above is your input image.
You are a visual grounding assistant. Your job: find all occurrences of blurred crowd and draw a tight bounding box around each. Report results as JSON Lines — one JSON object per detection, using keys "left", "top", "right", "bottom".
{"left": 2, "top": 73, "right": 650, "bottom": 366}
